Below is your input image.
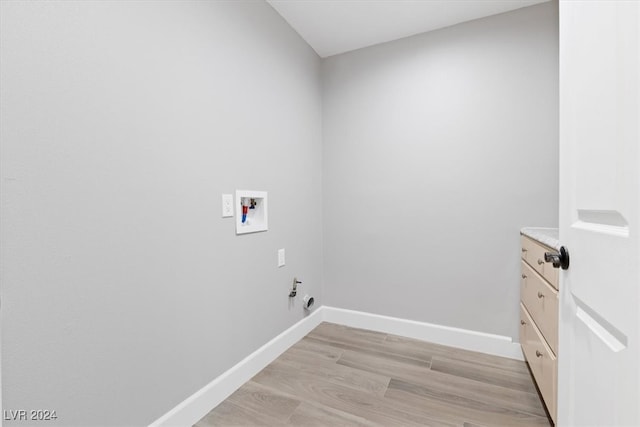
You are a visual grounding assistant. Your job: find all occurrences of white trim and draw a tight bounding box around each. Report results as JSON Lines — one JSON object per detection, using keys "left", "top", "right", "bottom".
{"left": 322, "top": 307, "right": 524, "bottom": 361}
{"left": 149, "top": 309, "right": 323, "bottom": 427}
{"left": 149, "top": 306, "right": 522, "bottom": 426}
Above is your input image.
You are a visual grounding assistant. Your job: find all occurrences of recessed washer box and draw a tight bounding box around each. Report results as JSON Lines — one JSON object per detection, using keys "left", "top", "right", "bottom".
{"left": 235, "top": 190, "right": 268, "bottom": 234}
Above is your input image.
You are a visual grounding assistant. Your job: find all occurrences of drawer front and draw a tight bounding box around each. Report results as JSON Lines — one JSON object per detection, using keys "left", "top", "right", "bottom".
{"left": 521, "top": 261, "right": 559, "bottom": 354}
{"left": 521, "top": 235, "right": 559, "bottom": 290}
{"left": 520, "top": 303, "right": 557, "bottom": 423}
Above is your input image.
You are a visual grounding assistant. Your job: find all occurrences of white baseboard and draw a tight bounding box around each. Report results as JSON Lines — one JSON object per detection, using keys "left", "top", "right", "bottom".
{"left": 322, "top": 306, "right": 523, "bottom": 361}
{"left": 149, "top": 305, "right": 522, "bottom": 426}
{"left": 149, "top": 309, "right": 324, "bottom": 427}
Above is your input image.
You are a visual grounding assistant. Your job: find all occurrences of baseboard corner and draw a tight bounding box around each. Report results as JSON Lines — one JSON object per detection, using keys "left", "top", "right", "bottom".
{"left": 150, "top": 305, "right": 524, "bottom": 426}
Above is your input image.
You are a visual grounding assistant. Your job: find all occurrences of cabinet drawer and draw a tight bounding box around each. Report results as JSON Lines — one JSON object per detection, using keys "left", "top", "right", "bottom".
{"left": 520, "top": 303, "right": 557, "bottom": 423}
{"left": 521, "top": 261, "right": 558, "bottom": 354}
{"left": 521, "top": 235, "right": 559, "bottom": 290}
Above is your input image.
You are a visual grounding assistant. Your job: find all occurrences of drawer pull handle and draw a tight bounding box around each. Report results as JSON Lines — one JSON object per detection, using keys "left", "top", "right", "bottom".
{"left": 521, "top": 320, "right": 526, "bottom": 325}
{"left": 521, "top": 248, "right": 528, "bottom": 253}
{"left": 537, "top": 292, "right": 544, "bottom": 299}
{"left": 536, "top": 350, "right": 543, "bottom": 358}
{"left": 521, "top": 274, "right": 527, "bottom": 279}
{"left": 537, "top": 259, "right": 545, "bottom": 265}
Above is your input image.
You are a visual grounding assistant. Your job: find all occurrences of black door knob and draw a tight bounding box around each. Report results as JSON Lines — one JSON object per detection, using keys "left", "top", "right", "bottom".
{"left": 544, "top": 246, "right": 570, "bottom": 270}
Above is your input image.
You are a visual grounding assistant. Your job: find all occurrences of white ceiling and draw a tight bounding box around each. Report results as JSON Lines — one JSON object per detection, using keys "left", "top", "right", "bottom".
{"left": 267, "top": 0, "right": 550, "bottom": 58}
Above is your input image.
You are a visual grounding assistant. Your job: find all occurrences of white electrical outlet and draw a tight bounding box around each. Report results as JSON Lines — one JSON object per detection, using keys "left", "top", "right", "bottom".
{"left": 278, "top": 248, "right": 285, "bottom": 267}
{"left": 222, "top": 194, "right": 233, "bottom": 217}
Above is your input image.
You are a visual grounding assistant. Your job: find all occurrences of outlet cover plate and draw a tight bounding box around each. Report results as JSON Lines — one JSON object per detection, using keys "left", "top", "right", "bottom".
{"left": 222, "top": 194, "right": 234, "bottom": 217}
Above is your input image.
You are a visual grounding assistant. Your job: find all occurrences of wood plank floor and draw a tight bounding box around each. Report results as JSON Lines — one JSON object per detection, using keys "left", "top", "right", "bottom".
{"left": 195, "top": 322, "right": 552, "bottom": 427}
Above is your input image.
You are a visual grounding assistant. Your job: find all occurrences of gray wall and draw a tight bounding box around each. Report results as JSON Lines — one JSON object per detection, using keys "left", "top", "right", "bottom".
{"left": 0, "top": 1, "right": 322, "bottom": 426}
{"left": 322, "top": 2, "right": 558, "bottom": 340}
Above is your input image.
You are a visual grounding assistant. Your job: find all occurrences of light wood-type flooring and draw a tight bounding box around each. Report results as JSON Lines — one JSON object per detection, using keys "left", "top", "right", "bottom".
{"left": 195, "top": 322, "right": 552, "bottom": 426}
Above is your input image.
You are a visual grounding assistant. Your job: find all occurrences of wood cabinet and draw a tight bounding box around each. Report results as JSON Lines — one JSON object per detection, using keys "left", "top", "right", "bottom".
{"left": 520, "top": 234, "right": 558, "bottom": 423}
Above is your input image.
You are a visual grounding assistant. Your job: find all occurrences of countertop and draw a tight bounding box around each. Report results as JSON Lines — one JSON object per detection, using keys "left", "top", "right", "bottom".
{"left": 520, "top": 227, "right": 560, "bottom": 251}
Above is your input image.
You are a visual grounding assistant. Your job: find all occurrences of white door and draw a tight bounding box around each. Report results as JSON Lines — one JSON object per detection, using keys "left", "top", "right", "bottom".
{"left": 559, "top": 1, "right": 640, "bottom": 426}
